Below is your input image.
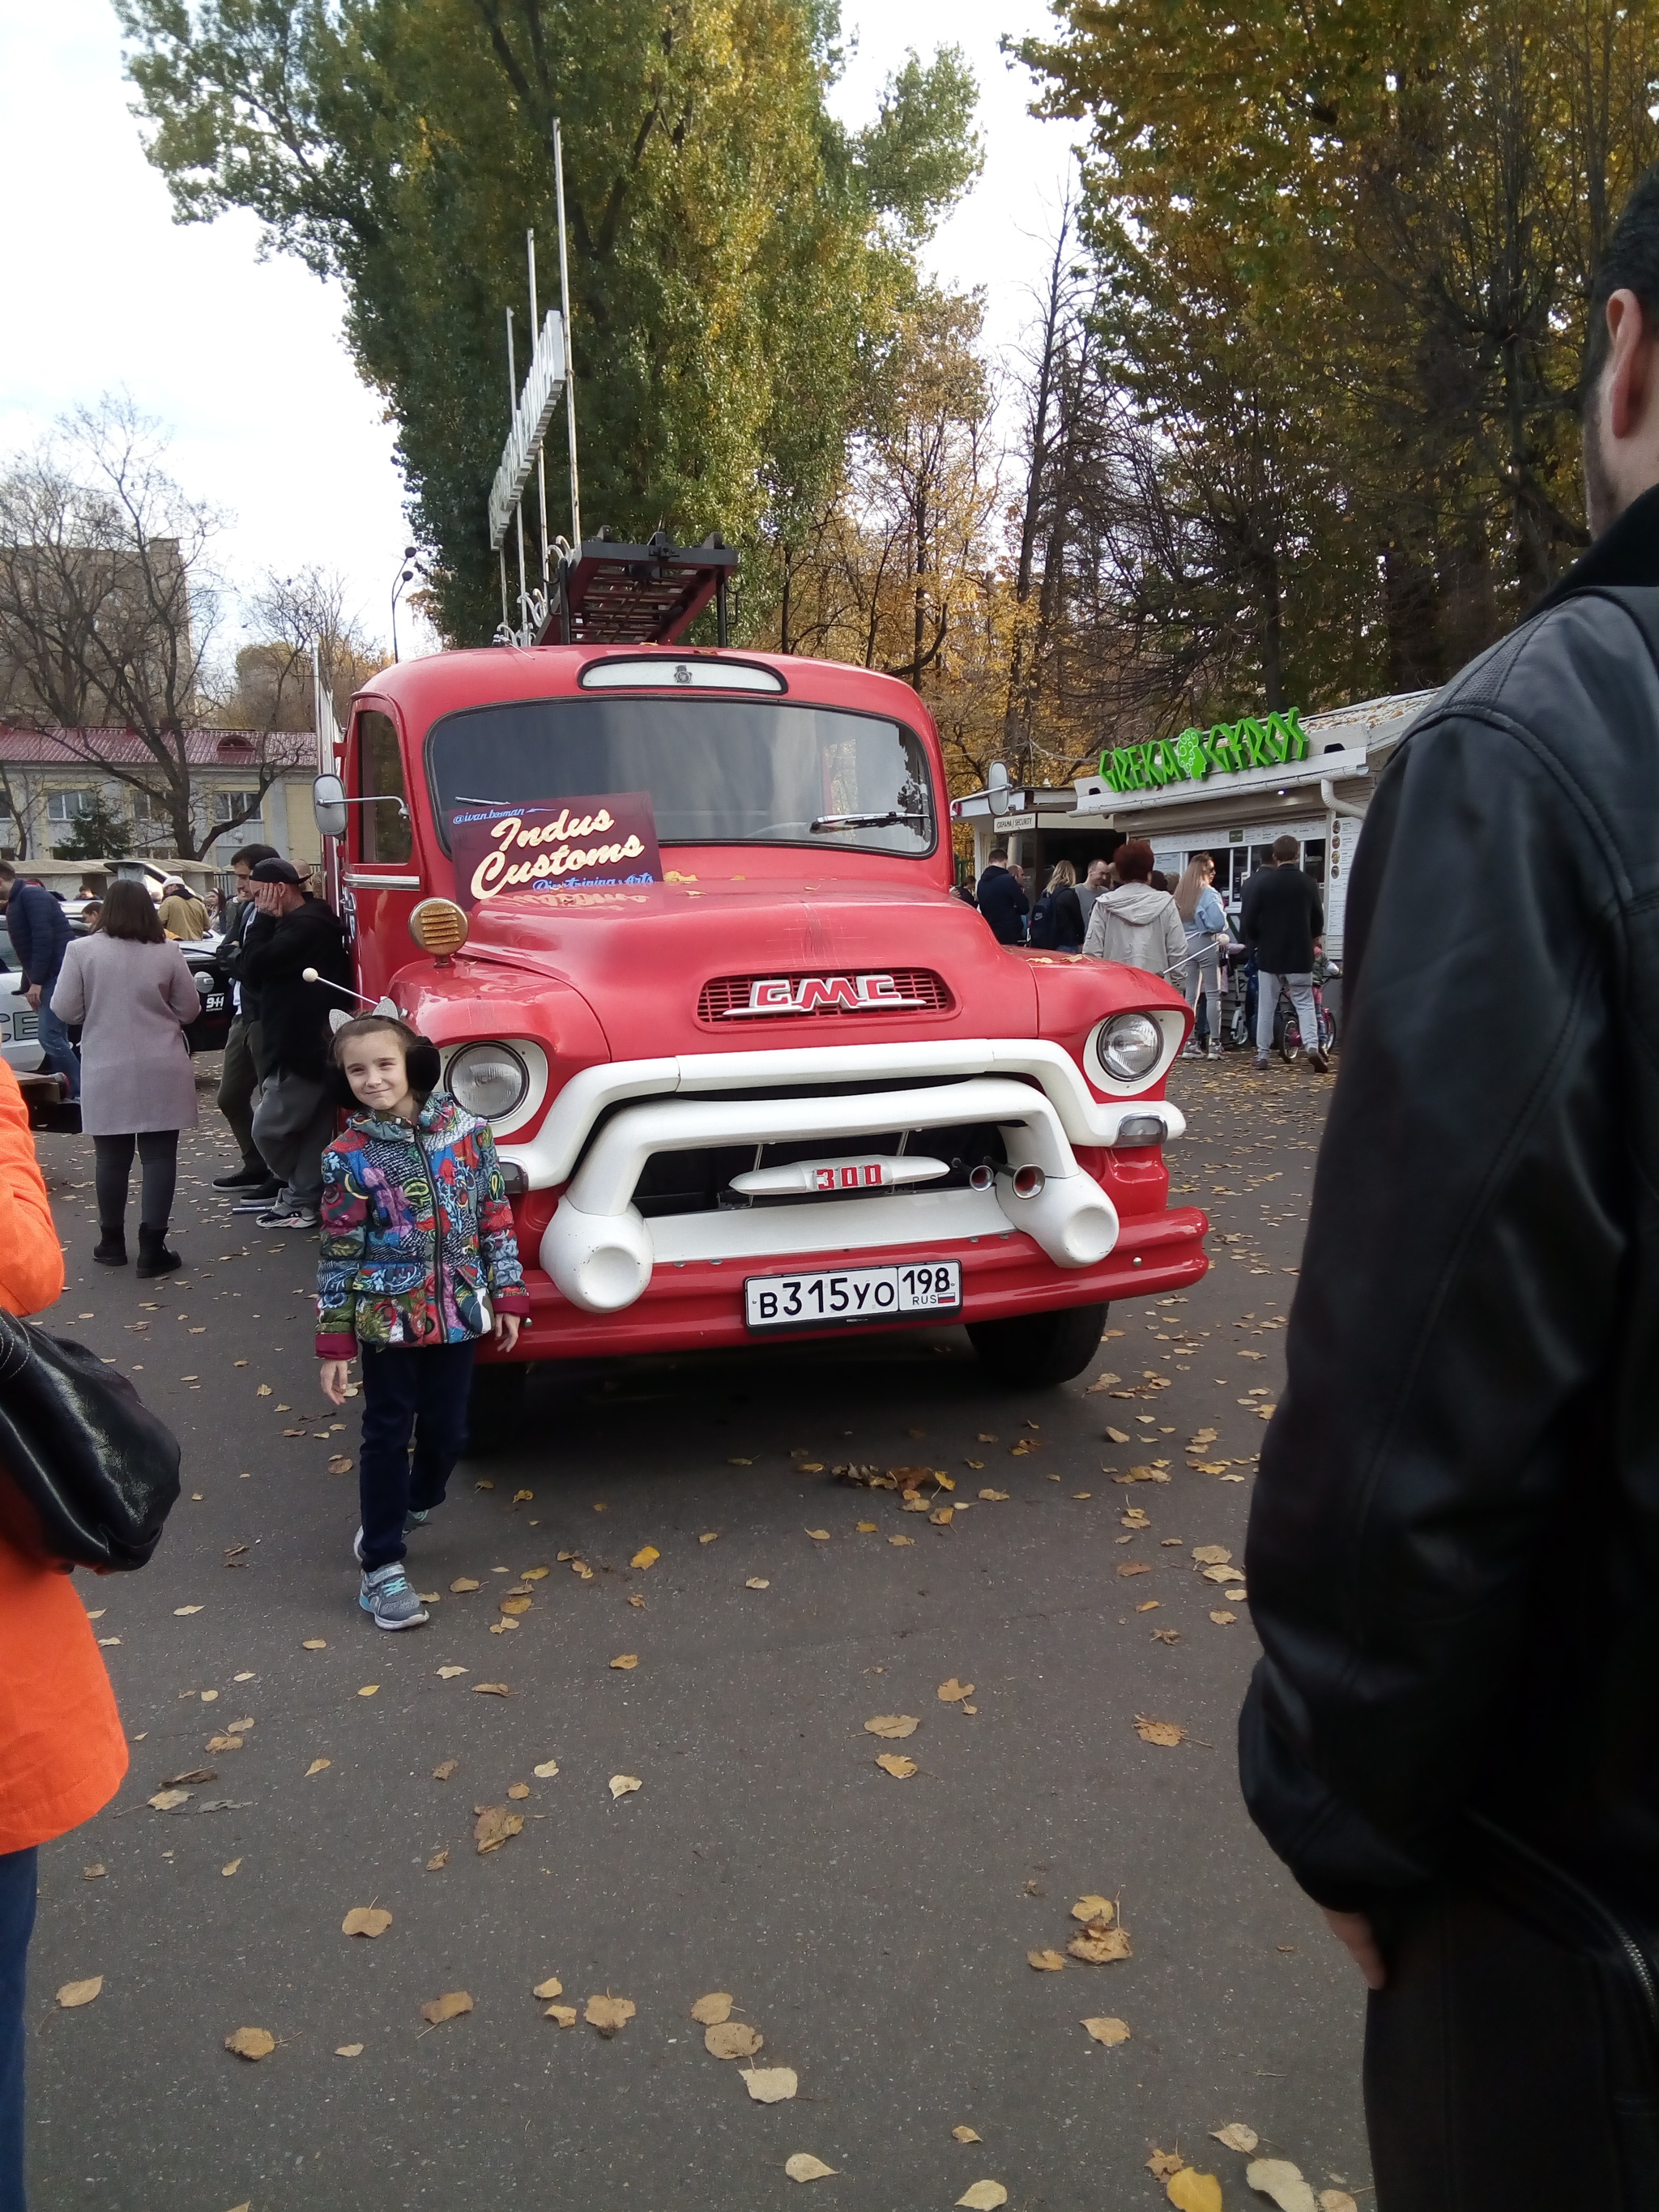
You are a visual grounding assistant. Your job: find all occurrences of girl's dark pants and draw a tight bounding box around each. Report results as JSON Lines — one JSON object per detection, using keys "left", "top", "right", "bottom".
{"left": 357, "top": 1340, "right": 476, "bottom": 1572}
{"left": 0, "top": 1845, "right": 36, "bottom": 2212}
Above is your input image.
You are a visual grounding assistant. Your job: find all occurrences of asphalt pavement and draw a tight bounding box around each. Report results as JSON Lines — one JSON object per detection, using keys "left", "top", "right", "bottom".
{"left": 21, "top": 1049, "right": 1367, "bottom": 2212}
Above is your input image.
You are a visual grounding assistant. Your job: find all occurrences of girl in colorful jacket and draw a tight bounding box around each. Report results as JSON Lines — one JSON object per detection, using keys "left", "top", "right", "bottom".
{"left": 316, "top": 1015, "right": 531, "bottom": 1629}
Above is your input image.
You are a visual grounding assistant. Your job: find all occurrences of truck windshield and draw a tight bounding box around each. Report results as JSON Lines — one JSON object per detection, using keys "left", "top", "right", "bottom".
{"left": 425, "top": 697, "right": 936, "bottom": 856}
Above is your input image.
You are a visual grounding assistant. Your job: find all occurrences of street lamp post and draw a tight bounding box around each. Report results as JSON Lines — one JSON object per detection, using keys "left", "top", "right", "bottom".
{"left": 390, "top": 544, "right": 419, "bottom": 663}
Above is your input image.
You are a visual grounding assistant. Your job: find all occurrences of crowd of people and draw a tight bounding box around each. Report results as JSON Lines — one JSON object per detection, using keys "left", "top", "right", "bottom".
{"left": 970, "top": 834, "right": 1330, "bottom": 1072}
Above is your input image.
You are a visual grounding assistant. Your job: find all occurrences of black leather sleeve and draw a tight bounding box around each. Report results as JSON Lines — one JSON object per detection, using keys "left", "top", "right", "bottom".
{"left": 1239, "top": 687, "right": 1629, "bottom": 1909}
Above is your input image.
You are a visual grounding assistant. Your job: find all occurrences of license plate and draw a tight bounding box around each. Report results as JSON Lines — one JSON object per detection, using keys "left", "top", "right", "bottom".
{"left": 202, "top": 994, "right": 226, "bottom": 1013}
{"left": 744, "top": 1261, "right": 962, "bottom": 1331}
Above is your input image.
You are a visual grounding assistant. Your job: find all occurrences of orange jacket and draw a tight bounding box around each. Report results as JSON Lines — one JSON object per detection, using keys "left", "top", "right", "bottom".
{"left": 0, "top": 1059, "right": 128, "bottom": 1853}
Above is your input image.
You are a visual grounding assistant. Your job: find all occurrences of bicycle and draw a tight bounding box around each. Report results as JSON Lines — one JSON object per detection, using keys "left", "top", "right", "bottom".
{"left": 1276, "top": 967, "right": 1337, "bottom": 1062}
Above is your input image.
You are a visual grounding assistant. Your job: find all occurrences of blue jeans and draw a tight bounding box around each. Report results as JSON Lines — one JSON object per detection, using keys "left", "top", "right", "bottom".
{"left": 34, "top": 999, "right": 78, "bottom": 1100}
{"left": 358, "top": 1340, "right": 476, "bottom": 1572}
{"left": 0, "top": 1847, "right": 37, "bottom": 2212}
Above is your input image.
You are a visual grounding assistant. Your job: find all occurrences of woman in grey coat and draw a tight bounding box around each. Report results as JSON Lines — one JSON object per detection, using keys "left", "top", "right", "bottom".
{"left": 50, "top": 879, "right": 199, "bottom": 1277}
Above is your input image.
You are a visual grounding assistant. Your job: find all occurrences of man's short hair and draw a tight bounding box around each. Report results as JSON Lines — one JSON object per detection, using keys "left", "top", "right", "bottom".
{"left": 0, "top": 862, "right": 14, "bottom": 881}
{"left": 231, "top": 842, "right": 279, "bottom": 870}
{"left": 1273, "top": 834, "right": 1301, "bottom": 862}
{"left": 1584, "top": 166, "right": 1659, "bottom": 403}
{"left": 987, "top": 846, "right": 1008, "bottom": 864}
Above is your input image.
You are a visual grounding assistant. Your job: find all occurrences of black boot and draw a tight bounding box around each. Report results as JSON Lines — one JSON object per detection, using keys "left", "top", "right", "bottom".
{"left": 135, "top": 1225, "right": 182, "bottom": 1279}
{"left": 92, "top": 1225, "right": 127, "bottom": 1267}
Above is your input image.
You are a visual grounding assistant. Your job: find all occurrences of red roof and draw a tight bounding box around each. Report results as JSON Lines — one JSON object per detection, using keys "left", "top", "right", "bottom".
{"left": 0, "top": 727, "right": 314, "bottom": 768}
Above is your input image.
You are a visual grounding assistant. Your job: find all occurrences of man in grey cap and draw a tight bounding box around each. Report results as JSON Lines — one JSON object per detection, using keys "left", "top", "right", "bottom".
{"left": 242, "top": 859, "right": 352, "bottom": 1230}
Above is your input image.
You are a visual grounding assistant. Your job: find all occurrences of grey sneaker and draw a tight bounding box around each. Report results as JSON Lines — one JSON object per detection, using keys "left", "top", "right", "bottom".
{"left": 1254, "top": 1052, "right": 1269, "bottom": 1072}
{"left": 353, "top": 1511, "right": 429, "bottom": 1566}
{"left": 359, "top": 1563, "right": 429, "bottom": 1630}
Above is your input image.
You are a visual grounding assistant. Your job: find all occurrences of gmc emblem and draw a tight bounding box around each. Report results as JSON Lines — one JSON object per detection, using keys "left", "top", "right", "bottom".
{"left": 721, "top": 972, "right": 928, "bottom": 1018}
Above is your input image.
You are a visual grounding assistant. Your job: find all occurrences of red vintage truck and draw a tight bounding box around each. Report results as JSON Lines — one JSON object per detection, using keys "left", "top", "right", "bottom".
{"left": 313, "top": 540, "right": 1208, "bottom": 1417}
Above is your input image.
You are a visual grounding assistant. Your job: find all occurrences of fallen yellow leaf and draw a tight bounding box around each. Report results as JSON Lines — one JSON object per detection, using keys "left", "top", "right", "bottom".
{"left": 888, "top": 1534, "right": 914, "bottom": 1547}
{"left": 301, "top": 1639, "right": 326, "bottom": 1650}
{"left": 956, "top": 2184, "right": 1009, "bottom": 2210}
{"left": 1069, "top": 1929, "right": 1133, "bottom": 1963}
{"left": 473, "top": 1805, "right": 524, "bottom": 1854}
{"left": 432, "top": 1759, "right": 458, "bottom": 1779}
{"left": 1211, "top": 2124, "right": 1258, "bottom": 2153}
{"left": 745, "top": 1576, "right": 770, "bottom": 1589}
{"left": 473, "top": 1683, "right": 511, "bottom": 1696}
{"left": 420, "top": 1991, "right": 472, "bottom": 2027}
{"left": 544, "top": 2003, "right": 578, "bottom": 2026}
{"left": 56, "top": 1977, "right": 102, "bottom": 2009}
{"left": 173, "top": 1605, "right": 203, "bottom": 1617}
{"left": 610, "top": 1774, "right": 642, "bottom": 1799}
{"left": 855, "top": 1520, "right": 877, "bottom": 1532}
{"left": 1245, "top": 2160, "right": 1320, "bottom": 2212}
{"left": 784, "top": 2153, "right": 838, "bottom": 2182}
{"left": 507, "top": 1781, "right": 530, "bottom": 1799}
{"left": 221, "top": 1860, "right": 241, "bottom": 1877}
{"left": 806, "top": 1528, "right": 831, "bottom": 1541}
{"left": 978, "top": 1488, "right": 1009, "bottom": 1502}
{"left": 1081, "top": 2014, "right": 1130, "bottom": 2044}
{"left": 1027, "top": 1949, "right": 1066, "bottom": 1971}
{"left": 690, "top": 1993, "right": 734, "bottom": 2024}
{"left": 1106, "top": 1426, "right": 1132, "bottom": 1443}
{"left": 1134, "top": 1716, "right": 1186, "bottom": 1746}
{"left": 631, "top": 1546, "right": 660, "bottom": 1569}
{"left": 533, "top": 1758, "right": 560, "bottom": 1779}
{"left": 875, "top": 1753, "right": 918, "bottom": 1778}
{"left": 1166, "top": 2173, "right": 1223, "bottom": 2212}
{"left": 425, "top": 1851, "right": 449, "bottom": 1871}
{"left": 864, "top": 1714, "right": 919, "bottom": 1739}
{"left": 937, "top": 1678, "right": 974, "bottom": 1703}
{"left": 147, "top": 1788, "right": 190, "bottom": 1811}
{"left": 741, "top": 2065, "right": 797, "bottom": 2103}
{"left": 609, "top": 1653, "right": 638, "bottom": 1671}
{"left": 1210, "top": 1610, "right": 1238, "bottom": 1626}
{"left": 225, "top": 2026, "right": 275, "bottom": 2060}
{"left": 706, "top": 2021, "right": 763, "bottom": 2059}
{"left": 335, "top": 2043, "right": 364, "bottom": 2057}
{"left": 450, "top": 1578, "right": 480, "bottom": 1593}
{"left": 585, "top": 1994, "right": 635, "bottom": 2037}
{"left": 1320, "top": 2195, "right": 1359, "bottom": 2212}
{"left": 356, "top": 1685, "right": 379, "bottom": 1698}
{"left": 341, "top": 1907, "right": 393, "bottom": 1937}
{"left": 437, "top": 1665, "right": 467, "bottom": 1680}
{"left": 953, "top": 2125, "right": 983, "bottom": 2142}
{"left": 500, "top": 1596, "right": 531, "bottom": 1615}
{"left": 532, "top": 1976, "right": 563, "bottom": 2000}
{"left": 305, "top": 1758, "right": 331, "bottom": 1778}
{"left": 1071, "top": 1895, "right": 1113, "bottom": 1923}
{"left": 698, "top": 1531, "right": 719, "bottom": 1544}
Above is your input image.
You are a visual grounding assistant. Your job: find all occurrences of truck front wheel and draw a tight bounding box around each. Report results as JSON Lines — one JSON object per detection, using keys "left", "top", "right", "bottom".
{"left": 467, "top": 1361, "right": 529, "bottom": 1453}
{"left": 966, "top": 1302, "right": 1109, "bottom": 1389}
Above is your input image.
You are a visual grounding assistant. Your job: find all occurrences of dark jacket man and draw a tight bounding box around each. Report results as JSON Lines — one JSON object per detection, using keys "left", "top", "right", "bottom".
{"left": 1239, "top": 185, "right": 1659, "bottom": 2205}
{"left": 3, "top": 878, "right": 69, "bottom": 995}
{"left": 241, "top": 884, "right": 351, "bottom": 1080}
{"left": 1239, "top": 856, "right": 1323, "bottom": 974}
{"left": 975, "top": 855, "right": 1028, "bottom": 946}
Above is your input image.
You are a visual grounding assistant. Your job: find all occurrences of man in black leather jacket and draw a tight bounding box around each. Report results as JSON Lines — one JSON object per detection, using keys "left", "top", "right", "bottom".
{"left": 975, "top": 847, "right": 1029, "bottom": 945}
{"left": 1240, "top": 170, "right": 1659, "bottom": 2208}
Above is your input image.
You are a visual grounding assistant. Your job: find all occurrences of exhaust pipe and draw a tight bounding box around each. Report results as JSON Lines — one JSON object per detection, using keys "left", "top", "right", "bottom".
{"left": 1009, "top": 1163, "right": 1047, "bottom": 1201}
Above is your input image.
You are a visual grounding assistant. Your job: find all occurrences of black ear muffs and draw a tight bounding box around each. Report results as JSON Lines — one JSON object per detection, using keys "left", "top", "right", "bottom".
{"left": 407, "top": 1041, "right": 442, "bottom": 1094}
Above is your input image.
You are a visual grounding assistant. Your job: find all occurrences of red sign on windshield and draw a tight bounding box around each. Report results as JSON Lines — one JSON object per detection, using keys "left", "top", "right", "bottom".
{"left": 448, "top": 792, "right": 663, "bottom": 908}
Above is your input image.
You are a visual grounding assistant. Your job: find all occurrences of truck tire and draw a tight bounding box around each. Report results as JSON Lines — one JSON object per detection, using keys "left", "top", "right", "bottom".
{"left": 966, "top": 1302, "right": 1109, "bottom": 1389}
{"left": 467, "top": 1361, "right": 529, "bottom": 1453}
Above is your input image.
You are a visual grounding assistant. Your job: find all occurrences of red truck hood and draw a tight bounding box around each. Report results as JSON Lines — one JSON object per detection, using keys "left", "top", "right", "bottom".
{"left": 462, "top": 876, "right": 1040, "bottom": 1060}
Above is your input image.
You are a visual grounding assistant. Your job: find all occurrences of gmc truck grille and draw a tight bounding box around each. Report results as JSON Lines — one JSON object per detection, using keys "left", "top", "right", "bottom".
{"left": 632, "top": 1123, "right": 1008, "bottom": 1220}
{"left": 697, "top": 968, "right": 953, "bottom": 1023}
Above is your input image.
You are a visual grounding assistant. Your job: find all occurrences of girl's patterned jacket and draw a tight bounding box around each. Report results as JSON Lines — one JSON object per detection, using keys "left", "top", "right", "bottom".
{"left": 315, "top": 1089, "right": 531, "bottom": 1357}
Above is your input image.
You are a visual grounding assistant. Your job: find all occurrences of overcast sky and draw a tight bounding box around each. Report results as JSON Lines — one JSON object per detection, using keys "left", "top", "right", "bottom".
{"left": 0, "top": 2, "right": 1079, "bottom": 667}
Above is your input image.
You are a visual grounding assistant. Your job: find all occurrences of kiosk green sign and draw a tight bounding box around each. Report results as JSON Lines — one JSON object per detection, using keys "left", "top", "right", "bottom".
{"left": 1099, "top": 708, "right": 1309, "bottom": 794}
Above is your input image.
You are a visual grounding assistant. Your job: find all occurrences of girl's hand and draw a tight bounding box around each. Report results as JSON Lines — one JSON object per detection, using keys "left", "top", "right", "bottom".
{"left": 320, "top": 1358, "right": 352, "bottom": 1406}
{"left": 493, "top": 1313, "right": 521, "bottom": 1353}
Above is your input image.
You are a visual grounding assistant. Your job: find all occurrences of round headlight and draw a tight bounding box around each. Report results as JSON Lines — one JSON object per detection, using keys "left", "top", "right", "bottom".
{"left": 1097, "top": 1012, "right": 1163, "bottom": 1081}
{"left": 446, "top": 1042, "right": 529, "bottom": 1120}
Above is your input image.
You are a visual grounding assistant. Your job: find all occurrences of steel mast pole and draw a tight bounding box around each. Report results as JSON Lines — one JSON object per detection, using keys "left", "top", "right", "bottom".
{"left": 527, "top": 228, "right": 551, "bottom": 592}
{"left": 552, "top": 117, "right": 582, "bottom": 552}
{"left": 506, "top": 306, "right": 528, "bottom": 641}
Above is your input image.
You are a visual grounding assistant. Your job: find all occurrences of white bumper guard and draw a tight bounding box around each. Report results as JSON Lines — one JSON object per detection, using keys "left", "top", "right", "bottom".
{"left": 506, "top": 1039, "right": 1185, "bottom": 1317}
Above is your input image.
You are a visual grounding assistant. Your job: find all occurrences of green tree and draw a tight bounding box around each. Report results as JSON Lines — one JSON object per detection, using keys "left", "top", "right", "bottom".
{"left": 51, "top": 797, "right": 133, "bottom": 863}
{"left": 116, "top": 0, "right": 980, "bottom": 645}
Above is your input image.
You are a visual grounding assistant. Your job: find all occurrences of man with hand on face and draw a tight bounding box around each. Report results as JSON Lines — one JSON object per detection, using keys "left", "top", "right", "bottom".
{"left": 241, "top": 859, "right": 351, "bottom": 1231}
{"left": 1239, "top": 167, "right": 1659, "bottom": 2209}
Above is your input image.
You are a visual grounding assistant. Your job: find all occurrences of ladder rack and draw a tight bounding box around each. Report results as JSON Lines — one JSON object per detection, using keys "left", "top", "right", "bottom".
{"left": 540, "top": 531, "right": 740, "bottom": 647}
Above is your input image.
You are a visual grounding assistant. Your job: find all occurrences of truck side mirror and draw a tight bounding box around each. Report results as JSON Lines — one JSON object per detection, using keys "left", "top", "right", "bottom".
{"left": 313, "top": 773, "right": 348, "bottom": 840}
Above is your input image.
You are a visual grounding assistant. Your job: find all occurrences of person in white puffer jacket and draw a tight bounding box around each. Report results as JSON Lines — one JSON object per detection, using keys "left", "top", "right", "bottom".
{"left": 1081, "top": 837, "right": 1188, "bottom": 979}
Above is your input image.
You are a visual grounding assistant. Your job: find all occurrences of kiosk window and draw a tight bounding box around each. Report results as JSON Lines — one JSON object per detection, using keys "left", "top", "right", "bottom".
{"left": 356, "top": 710, "right": 412, "bottom": 864}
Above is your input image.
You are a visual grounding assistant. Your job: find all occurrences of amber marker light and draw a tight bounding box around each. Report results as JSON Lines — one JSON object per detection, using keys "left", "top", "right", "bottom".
{"left": 409, "top": 897, "right": 469, "bottom": 965}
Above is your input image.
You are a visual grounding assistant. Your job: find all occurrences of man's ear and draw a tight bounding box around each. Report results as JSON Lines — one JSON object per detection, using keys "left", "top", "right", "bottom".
{"left": 1605, "top": 288, "right": 1655, "bottom": 440}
